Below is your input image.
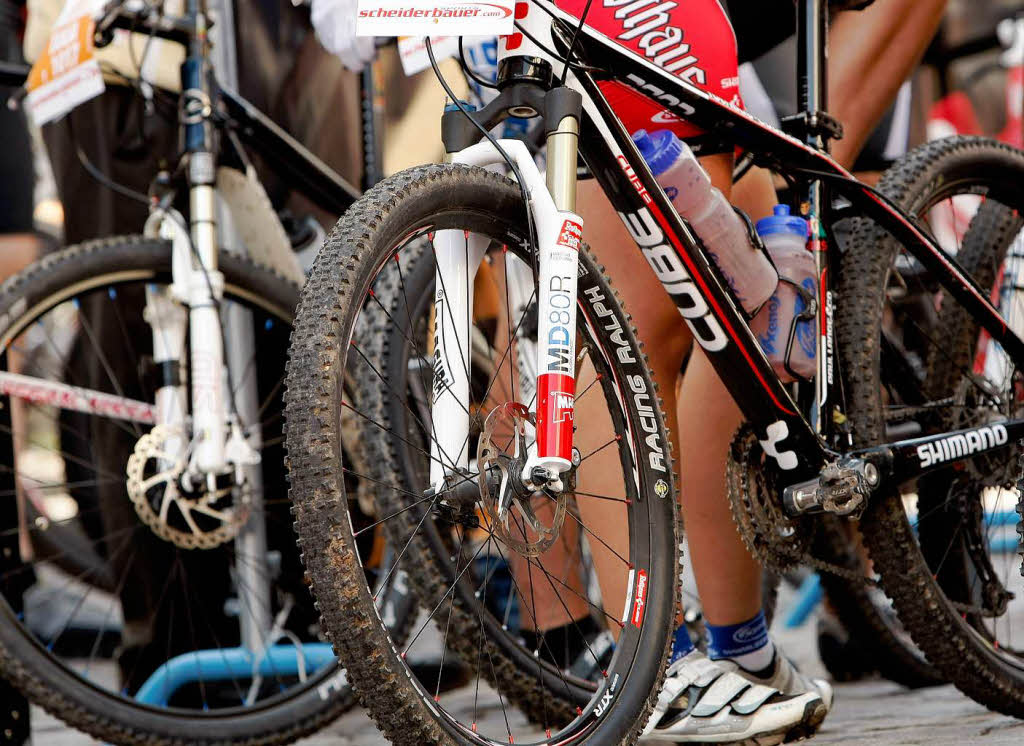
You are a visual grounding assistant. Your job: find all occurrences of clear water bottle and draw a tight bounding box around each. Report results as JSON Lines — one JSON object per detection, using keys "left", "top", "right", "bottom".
{"left": 749, "top": 205, "right": 817, "bottom": 381}
{"left": 632, "top": 129, "right": 778, "bottom": 314}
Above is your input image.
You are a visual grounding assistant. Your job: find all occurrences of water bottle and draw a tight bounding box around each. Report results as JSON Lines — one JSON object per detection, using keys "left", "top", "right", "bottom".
{"left": 749, "top": 205, "right": 817, "bottom": 380}
{"left": 631, "top": 129, "right": 778, "bottom": 313}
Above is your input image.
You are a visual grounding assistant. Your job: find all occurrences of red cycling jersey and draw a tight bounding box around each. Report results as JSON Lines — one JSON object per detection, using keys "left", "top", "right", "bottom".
{"left": 555, "top": 0, "right": 743, "bottom": 140}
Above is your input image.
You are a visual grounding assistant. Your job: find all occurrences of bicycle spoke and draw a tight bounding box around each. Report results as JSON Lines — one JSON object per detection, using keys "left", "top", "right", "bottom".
{"left": 0, "top": 271, "right": 334, "bottom": 725}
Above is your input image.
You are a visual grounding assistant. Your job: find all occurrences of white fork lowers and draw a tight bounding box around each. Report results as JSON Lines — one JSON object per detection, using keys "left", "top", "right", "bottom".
{"left": 428, "top": 139, "right": 583, "bottom": 497}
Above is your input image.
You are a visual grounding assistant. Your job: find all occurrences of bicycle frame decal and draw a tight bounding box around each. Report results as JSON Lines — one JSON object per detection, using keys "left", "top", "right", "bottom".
{"left": 536, "top": 212, "right": 583, "bottom": 471}
{"left": 569, "top": 67, "right": 824, "bottom": 473}
{"left": 0, "top": 371, "right": 156, "bottom": 424}
{"left": 915, "top": 423, "right": 1008, "bottom": 468}
{"left": 616, "top": 198, "right": 728, "bottom": 352}
{"left": 853, "top": 420, "right": 1024, "bottom": 485}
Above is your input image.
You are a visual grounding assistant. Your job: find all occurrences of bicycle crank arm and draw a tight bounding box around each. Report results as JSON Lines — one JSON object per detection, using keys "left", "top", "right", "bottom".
{"left": 784, "top": 417, "right": 1024, "bottom": 516}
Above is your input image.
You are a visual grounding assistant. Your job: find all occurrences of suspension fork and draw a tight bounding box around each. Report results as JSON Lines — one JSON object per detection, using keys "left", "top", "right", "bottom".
{"left": 428, "top": 226, "right": 488, "bottom": 489}
{"left": 143, "top": 210, "right": 191, "bottom": 467}
{"left": 527, "top": 91, "right": 584, "bottom": 484}
{"left": 181, "top": 1, "right": 230, "bottom": 483}
{"left": 429, "top": 89, "right": 584, "bottom": 491}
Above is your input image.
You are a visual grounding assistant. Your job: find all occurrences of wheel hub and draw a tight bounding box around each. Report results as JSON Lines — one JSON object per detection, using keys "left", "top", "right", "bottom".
{"left": 126, "top": 424, "right": 250, "bottom": 549}
{"left": 478, "top": 402, "right": 568, "bottom": 557}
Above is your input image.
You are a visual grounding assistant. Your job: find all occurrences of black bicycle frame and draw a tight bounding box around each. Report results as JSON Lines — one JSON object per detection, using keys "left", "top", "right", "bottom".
{"left": 528, "top": 0, "right": 1024, "bottom": 488}
{"left": 220, "top": 89, "right": 360, "bottom": 214}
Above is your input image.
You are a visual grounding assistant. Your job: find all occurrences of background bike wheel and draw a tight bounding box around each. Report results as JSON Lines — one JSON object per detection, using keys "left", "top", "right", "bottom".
{"left": 0, "top": 236, "right": 409, "bottom": 745}
{"left": 287, "top": 164, "right": 680, "bottom": 745}
{"left": 839, "top": 136, "right": 1024, "bottom": 716}
{"left": 812, "top": 517, "right": 944, "bottom": 688}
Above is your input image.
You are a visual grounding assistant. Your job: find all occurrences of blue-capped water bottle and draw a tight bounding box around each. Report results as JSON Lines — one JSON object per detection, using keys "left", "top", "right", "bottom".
{"left": 631, "top": 129, "right": 779, "bottom": 313}
{"left": 749, "top": 205, "right": 817, "bottom": 380}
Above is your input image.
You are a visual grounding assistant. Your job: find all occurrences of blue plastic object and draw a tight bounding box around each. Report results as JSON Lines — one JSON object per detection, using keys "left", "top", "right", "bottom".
{"left": 984, "top": 509, "right": 1020, "bottom": 527}
{"left": 991, "top": 536, "right": 1020, "bottom": 554}
{"left": 630, "top": 129, "right": 684, "bottom": 177}
{"left": 756, "top": 205, "right": 810, "bottom": 238}
{"left": 134, "top": 644, "right": 336, "bottom": 706}
{"left": 784, "top": 573, "right": 823, "bottom": 629}
{"left": 444, "top": 99, "right": 476, "bottom": 113}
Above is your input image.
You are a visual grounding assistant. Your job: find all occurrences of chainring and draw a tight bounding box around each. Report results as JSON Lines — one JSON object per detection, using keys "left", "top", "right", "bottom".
{"left": 726, "top": 425, "right": 815, "bottom": 575}
{"left": 126, "top": 424, "right": 250, "bottom": 550}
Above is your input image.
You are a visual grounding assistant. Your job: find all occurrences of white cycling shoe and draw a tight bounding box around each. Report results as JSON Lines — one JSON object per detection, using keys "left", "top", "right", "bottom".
{"left": 731, "top": 651, "right": 834, "bottom": 714}
{"left": 640, "top": 650, "right": 828, "bottom": 744}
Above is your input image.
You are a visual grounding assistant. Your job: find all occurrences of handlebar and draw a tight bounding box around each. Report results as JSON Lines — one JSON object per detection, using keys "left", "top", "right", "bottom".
{"left": 94, "top": 0, "right": 202, "bottom": 49}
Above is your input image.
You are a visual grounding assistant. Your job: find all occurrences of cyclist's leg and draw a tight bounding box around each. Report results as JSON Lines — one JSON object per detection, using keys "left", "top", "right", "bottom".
{"left": 579, "top": 152, "right": 828, "bottom": 742}
{"left": 732, "top": 0, "right": 947, "bottom": 203}
{"left": 567, "top": 0, "right": 760, "bottom": 632}
{"left": 577, "top": 155, "right": 771, "bottom": 630}
{"left": 573, "top": 180, "right": 690, "bottom": 630}
{"left": 828, "top": 0, "right": 946, "bottom": 168}
{"left": 675, "top": 155, "right": 774, "bottom": 628}
{"left": 575, "top": 155, "right": 769, "bottom": 627}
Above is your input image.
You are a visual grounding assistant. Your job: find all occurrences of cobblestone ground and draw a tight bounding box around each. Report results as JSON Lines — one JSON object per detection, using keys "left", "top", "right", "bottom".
{"left": 30, "top": 582, "right": 1024, "bottom": 745}
{"left": 296, "top": 680, "right": 1024, "bottom": 746}
{"left": 31, "top": 676, "right": 1024, "bottom": 746}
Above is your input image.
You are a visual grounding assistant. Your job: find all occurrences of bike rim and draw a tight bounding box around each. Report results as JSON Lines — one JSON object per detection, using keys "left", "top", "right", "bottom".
{"left": 341, "top": 216, "right": 663, "bottom": 744}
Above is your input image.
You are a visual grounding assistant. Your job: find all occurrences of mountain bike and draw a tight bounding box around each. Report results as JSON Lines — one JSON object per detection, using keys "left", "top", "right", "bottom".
{"left": 286, "top": 0, "right": 1024, "bottom": 742}
{"left": 0, "top": 2, "right": 422, "bottom": 744}
{"left": 349, "top": 208, "right": 785, "bottom": 685}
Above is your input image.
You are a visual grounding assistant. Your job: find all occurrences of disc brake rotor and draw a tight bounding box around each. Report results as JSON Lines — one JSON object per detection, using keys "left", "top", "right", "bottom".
{"left": 126, "top": 424, "right": 250, "bottom": 549}
{"left": 478, "top": 402, "right": 567, "bottom": 557}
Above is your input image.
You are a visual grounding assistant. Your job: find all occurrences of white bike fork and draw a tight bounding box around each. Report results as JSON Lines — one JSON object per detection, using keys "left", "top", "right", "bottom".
{"left": 429, "top": 229, "right": 487, "bottom": 489}
{"left": 430, "top": 126, "right": 583, "bottom": 492}
{"left": 143, "top": 189, "right": 258, "bottom": 489}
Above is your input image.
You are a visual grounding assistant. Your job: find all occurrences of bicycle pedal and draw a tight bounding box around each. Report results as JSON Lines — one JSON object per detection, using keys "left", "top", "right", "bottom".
{"left": 782, "top": 458, "right": 879, "bottom": 517}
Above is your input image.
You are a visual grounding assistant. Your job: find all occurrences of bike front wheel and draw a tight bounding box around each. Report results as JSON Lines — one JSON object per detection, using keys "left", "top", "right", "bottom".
{"left": 287, "top": 164, "right": 680, "bottom": 745}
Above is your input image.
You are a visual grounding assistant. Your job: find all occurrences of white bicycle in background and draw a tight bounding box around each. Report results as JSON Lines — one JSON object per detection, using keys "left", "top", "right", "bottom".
{"left": 0, "top": 1, "right": 421, "bottom": 744}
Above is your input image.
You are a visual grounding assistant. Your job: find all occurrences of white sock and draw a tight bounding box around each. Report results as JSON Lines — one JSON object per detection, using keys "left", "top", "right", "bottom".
{"left": 728, "top": 638, "right": 776, "bottom": 674}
